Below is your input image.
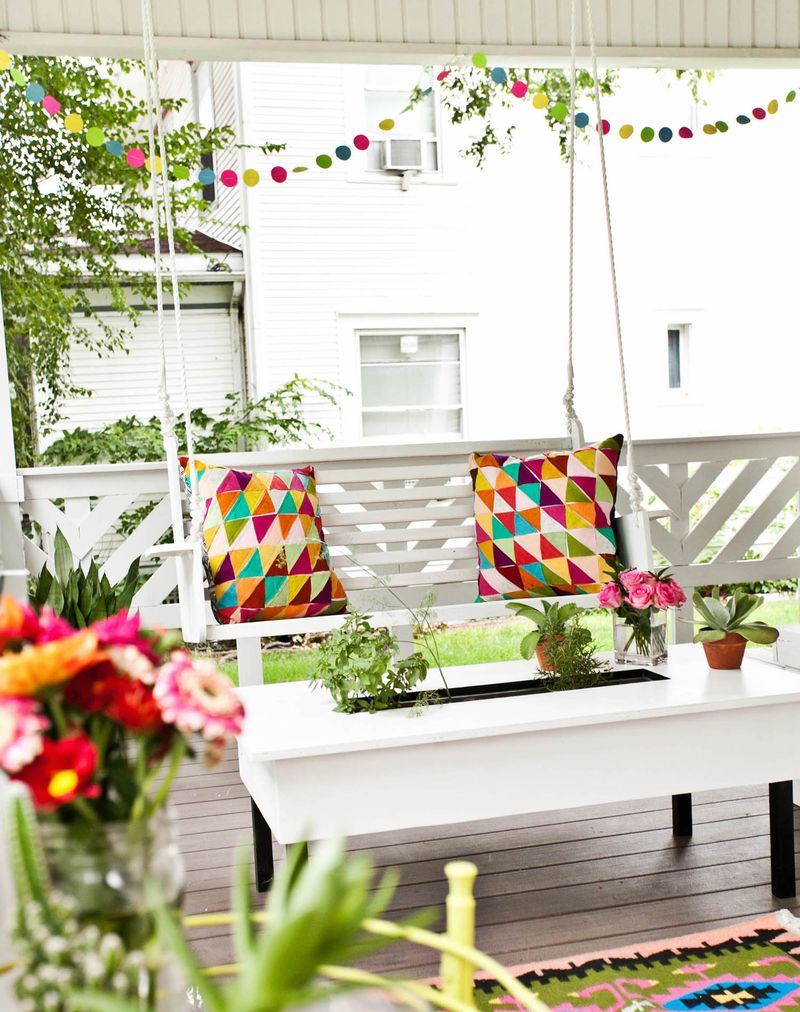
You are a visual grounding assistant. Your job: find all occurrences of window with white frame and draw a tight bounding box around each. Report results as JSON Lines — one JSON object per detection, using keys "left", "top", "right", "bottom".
{"left": 667, "top": 325, "right": 689, "bottom": 390}
{"left": 363, "top": 68, "right": 440, "bottom": 175}
{"left": 358, "top": 330, "right": 464, "bottom": 439}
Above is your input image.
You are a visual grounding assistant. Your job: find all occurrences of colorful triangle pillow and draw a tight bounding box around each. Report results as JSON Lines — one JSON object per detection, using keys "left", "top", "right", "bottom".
{"left": 469, "top": 435, "right": 623, "bottom": 601}
{"left": 180, "top": 458, "right": 347, "bottom": 624}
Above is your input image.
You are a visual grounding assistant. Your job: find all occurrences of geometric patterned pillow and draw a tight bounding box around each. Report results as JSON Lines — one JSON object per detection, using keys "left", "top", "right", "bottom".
{"left": 180, "top": 458, "right": 347, "bottom": 624}
{"left": 469, "top": 434, "right": 623, "bottom": 601}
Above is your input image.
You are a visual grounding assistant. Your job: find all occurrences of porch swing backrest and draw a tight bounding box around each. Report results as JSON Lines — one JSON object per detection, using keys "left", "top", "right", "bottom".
{"left": 164, "top": 436, "right": 653, "bottom": 645}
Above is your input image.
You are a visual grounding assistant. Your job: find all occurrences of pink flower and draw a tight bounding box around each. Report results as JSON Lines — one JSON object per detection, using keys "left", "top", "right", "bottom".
{"left": 652, "top": 580, "right": 681, "bottom": 609}
{"left": 619, "top": 569, "right": 656, "bottom": 592}
{"left": 0, "top": 697, "right": 49, "bottom": 773}
{"left": 598, "top": 583, "right": 624, "bottom": 609}
{"left": 92, "top": 612, "right": 159, "bottom": 663}
{"left": 627, "top": 583, "right": 655, "bottom": 609}
{"left": 35, "top": 608, "right": 76, "bottom": 643}
{"left": 154, "top": 651, "right": 244, "bottom": 745}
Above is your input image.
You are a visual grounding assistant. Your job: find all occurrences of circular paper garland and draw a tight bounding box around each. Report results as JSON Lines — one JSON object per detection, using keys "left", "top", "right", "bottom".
{"left": 1, "top": 46, "right": 797, "bottom": 192}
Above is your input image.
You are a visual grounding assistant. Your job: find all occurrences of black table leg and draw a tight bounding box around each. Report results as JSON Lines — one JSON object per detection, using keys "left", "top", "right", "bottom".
{"left": 672, "top": 793, "right": 693, "bottom": 837}
{"left": 251, "top": 798, "right": 274, "bottom": 893}
{"left": 769, "top": 781, "right": 796, "bottom": 899}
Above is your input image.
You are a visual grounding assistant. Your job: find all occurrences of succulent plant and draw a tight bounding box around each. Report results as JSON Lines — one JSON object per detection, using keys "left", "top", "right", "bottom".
{"left": 691, "top": 588, "right": 779, "bottom": 645}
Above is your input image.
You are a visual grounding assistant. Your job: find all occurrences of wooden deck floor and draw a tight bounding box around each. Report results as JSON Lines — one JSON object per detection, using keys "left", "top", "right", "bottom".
{"left": 174, "top": 749, "right": 800, "bottom": 979}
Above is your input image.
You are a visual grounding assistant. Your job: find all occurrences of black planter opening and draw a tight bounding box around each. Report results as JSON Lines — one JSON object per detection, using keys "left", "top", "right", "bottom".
{"left": 357, "top": 667, "right": 668, "bottom": 711}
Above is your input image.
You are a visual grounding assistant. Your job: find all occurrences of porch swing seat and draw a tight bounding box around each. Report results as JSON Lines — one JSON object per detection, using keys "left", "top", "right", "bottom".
{"left": 148, "top": 438, "right": 654, "bottom": 688}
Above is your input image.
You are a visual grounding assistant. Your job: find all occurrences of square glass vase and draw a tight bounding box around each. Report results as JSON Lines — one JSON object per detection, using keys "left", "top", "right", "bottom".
{"left": 613, "top": 609, "right": 668, "bottom": 666}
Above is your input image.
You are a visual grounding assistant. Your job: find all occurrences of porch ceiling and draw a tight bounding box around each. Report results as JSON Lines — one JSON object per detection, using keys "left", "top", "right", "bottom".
{"left": 3, "top": 0, "right": 800, "bottom": 66}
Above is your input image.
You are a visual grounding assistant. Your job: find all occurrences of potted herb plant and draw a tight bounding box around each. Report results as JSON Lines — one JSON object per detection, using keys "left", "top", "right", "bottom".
{"left": 691, "top": 588, "right": 779, "bottom": 669}
{"left": 540, "top": 621, "right": 610, "bottom": 691}
{"left": 310, "top": 610, "right": 431, "bottom": 713}
{"left": 506, "top": 600, "right": 581, "bottom": 671}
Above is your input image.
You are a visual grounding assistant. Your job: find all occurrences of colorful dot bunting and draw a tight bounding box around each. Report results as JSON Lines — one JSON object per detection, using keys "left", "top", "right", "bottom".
{"left": 1, "top": 45, "right": 797, "bottom": 196}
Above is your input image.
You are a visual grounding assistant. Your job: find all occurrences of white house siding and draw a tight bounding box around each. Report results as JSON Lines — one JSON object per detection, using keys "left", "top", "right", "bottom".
{"left": 236, "top": 62, "right": 800, "bottom": 445}
{"left": 43, "top": 281, "right": 244, "bottom": 443}
{"left": 238, "top": 62, "right": 476, "bottom": 437}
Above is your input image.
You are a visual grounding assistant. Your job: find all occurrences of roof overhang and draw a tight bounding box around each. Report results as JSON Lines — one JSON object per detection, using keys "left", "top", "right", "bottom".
{"left": 3, "top": 0, "right": 800, "bottom": 68}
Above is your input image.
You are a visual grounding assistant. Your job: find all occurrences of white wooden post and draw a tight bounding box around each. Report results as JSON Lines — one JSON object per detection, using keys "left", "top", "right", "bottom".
{"left": 669, "top": 462, "right": 694, "bottom": 644}
{"left": 0, "top": 286, "right": 28, "bottom": 602}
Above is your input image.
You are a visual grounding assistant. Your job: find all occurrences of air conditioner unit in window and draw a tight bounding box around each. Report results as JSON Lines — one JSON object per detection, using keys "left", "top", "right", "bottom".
{"left": 382, "top": 138, "right": 424, "bottom": 172}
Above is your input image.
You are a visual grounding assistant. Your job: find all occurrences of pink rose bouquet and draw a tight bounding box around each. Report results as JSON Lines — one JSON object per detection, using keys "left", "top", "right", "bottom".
{"left": 599, "top": 563, "right": 686, "bottom": 660}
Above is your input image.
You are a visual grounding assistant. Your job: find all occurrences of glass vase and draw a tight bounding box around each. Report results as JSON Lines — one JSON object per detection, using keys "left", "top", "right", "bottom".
{"left": 39, "top": 807, "right": 186, "bottom": 1009}
{"left": 613, "top": 608, "right": 668, "bottom": 666}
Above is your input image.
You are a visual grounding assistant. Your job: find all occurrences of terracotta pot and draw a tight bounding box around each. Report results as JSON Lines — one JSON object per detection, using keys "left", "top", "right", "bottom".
{"left": 535, "top": 636, "right": 563, "bottom": 672}
{"left": 702, "top": 632, "right": 747, "bottom": 670}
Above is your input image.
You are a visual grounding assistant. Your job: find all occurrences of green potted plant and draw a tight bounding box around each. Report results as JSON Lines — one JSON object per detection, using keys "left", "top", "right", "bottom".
{"left": 691, "top": 588, "right": 779, "bottom": 669}
{"left": 540, "top": 621, "right": 610, "bottom": 691}
{"left": 506, "top": 600, "right": 581, "bottom": 671}
{"left": 310, "top": 610, "right": 430, "bottom": 713}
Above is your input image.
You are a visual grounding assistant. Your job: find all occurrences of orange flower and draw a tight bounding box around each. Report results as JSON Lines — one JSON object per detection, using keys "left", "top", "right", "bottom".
{"left": 0, "top": 630, "right": 105, "bottom": 697}
{"left": 0, "top": 595, "right": 39, "bottom": 650}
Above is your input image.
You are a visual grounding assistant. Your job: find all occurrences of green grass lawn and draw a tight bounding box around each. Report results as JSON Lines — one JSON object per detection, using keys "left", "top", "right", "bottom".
{"left": 220, "top": 597, "right": 799, "bottom": 686}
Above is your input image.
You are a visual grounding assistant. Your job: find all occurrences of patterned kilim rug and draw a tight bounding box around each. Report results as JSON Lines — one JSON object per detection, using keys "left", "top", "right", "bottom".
{"left": 471, "top": 910, "right": 800, "bottom": 1011}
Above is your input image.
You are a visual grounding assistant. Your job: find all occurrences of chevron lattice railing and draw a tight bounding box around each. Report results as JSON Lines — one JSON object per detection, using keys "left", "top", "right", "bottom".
{"left": 9, "top": 431, "right": 800, "bottom": 640}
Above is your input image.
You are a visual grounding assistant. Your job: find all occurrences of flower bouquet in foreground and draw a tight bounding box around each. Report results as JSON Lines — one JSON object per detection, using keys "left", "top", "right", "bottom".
{"left": 598, "top": 564, "right": 686, "bottom": 665}
{"left": 0, "top": 594, "right": 244, "bottom": 1006}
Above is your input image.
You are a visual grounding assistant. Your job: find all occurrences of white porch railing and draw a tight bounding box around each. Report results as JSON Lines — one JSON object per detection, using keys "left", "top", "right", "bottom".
{"left": 8, "top": 430, "right": 800, "bottom": 643}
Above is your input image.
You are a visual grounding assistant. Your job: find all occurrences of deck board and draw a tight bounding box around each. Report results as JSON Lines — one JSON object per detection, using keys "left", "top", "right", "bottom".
{"left": 174, "top": 749, "right": 800, "bottom": 978}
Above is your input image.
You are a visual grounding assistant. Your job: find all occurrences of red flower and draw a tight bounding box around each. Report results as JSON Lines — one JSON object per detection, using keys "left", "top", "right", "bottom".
{"left": 64, "top": 663, "right": 165, "bottom": 734}
{"left": 63, "top": 660, "right": 118, "bottom": 714}
{"left": 12, "top": 734, "right": 99, "bottom": 809}
{"left": 105, "top": 676, "right": 165, "bottom": 733}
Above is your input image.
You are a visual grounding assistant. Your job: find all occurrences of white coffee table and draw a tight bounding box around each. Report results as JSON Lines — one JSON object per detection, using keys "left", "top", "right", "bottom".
{"left": 237, "top": 644, "right": 800, "bottom": 897}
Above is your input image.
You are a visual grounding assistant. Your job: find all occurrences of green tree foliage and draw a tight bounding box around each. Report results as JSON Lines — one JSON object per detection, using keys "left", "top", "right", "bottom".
{"left": 40, "top": 377, "right": 341, "bottom": 465}
{"left": 417, "top": 66, "right": 712, "bottom": 165}
{"left": 0, "top": 56, "right": 238, "bottom": 465}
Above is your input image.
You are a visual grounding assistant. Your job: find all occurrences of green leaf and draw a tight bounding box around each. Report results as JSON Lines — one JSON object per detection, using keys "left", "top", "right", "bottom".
{"left": 738, "top": 623, "right": 780, "bottom": 644}
{"left": 53, "top": 527, "right": 73, "bottom": 585}
{"left": 520, "top": 629, "right": 542, "bottom": 660}
{"left": 694, "top": 628, "right": 727, "bottom": 643}
{"left": 701, "top": 596, "right": 731, "bottom": 630}
{"left": 33, "top": 565, "right": 52, "bottom": 608}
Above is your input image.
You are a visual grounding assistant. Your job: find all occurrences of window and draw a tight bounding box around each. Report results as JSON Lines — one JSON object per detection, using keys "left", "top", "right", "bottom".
{"left": 363, "top": 68, "right": 440, "bottom": 175}
{"left": 667, "top": 325, "right": 689, "bottom": 390}
{"left": 358, "top": 331, "right": 463, "bottom": 439}
{"left": 192, "top": 63, "right": 216, "bottom": 203}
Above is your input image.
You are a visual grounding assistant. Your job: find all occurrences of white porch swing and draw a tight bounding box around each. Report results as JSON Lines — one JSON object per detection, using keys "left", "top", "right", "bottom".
{"left": 140, "top": 0, "right": 653, "bottom": 690}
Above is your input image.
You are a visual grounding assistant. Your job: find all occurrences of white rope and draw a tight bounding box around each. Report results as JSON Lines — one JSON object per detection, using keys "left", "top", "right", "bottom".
{"left": 139, "top": 12, "right": 175, "bottom": 443}
{"left": 563, "top": 0, "right": 585, "bottom": 449}
{"left": 583, "top": 0, "right": 644, "bottom": 516}
{"left": 140, "top": 0, "right": 203, "bottom": 540}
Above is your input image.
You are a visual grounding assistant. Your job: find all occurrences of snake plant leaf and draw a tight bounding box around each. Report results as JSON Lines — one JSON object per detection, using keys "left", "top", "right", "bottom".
{"left": 520, "top": 629, "right": 542, "bottom": 659}
{"left": 33, "top": 565, "right": 52, "bottom": 608}
{"left": 53, "top": 527, "right": 73, "bottom": 586}
{"left": 738, "top": 623, "right": 780, "bottom": 644}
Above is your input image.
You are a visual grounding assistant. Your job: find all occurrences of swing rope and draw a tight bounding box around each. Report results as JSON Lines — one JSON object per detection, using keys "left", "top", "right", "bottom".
{"left": 141, "top": 0, "right": 204, "bottom": 541}
{"left": 582, "top": 0, "right": 645, "bottom": 517}
{"left": 563, "top": 0, "right": 585, "bottom": 449}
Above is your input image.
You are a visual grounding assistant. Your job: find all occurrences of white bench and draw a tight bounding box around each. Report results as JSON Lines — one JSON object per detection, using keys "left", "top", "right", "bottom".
{"left": 149, "top": 436, "right": 656, "bottom": 890}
